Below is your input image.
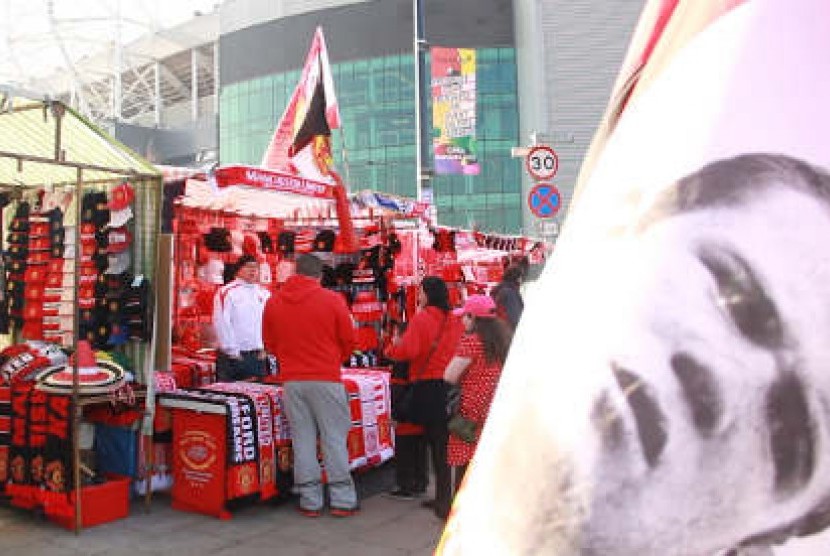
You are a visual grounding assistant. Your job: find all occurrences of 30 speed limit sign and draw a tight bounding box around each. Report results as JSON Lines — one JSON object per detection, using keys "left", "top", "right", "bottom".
{"left": 525, "top": 145, "right": 559, "bottom": 181}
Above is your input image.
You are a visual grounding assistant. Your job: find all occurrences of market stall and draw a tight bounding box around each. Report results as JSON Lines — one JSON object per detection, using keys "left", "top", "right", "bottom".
{"left": 136, "top": 163, "right": 409, "bottom": 517}
{"left": 0, "top": 90, "right": 162, "bottom": 532}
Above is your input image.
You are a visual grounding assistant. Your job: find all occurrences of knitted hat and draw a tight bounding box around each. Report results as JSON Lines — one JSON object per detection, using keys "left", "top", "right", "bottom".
{"left": 257, "top": 231, "right": 274, "bottom": 254}
{"left": 314, "top": 229, "right": 336, "bottom": 252}
{"left": 203, "top": 227, "right": 232, "bottom": 252}
{"left": 277, "top": 230, "right": 296, "bottom": 254}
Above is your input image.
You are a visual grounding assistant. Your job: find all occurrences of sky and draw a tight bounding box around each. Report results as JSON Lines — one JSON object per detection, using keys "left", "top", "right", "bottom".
{"left": 0, "top": 0, "right": 220, "bottom": 89}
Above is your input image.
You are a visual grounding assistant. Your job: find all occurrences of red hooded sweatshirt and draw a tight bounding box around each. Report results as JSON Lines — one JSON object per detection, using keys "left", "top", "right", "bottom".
{"left": 262, "top": 274, "right": 355, "bottom": 382}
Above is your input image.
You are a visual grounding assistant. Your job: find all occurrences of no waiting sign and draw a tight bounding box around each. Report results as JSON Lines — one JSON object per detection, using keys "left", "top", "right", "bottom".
{"left": 525, "top": 145, "right": 559, "bottom": 181}
{"left": 528, "top": 183, "right": 561, "bottom": 219}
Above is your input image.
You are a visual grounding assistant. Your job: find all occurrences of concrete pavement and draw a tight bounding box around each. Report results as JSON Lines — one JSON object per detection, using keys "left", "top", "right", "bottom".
{"left": 0, "top": 465, "right": 445, "bottom": 555}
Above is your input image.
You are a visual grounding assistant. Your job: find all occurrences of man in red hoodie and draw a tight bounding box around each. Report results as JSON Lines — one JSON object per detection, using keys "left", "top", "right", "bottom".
{"left": 262, "top": 253, "right": 357, "bottom": 517}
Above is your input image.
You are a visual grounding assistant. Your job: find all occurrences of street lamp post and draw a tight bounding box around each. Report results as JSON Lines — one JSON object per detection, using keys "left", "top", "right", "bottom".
{"left": 413, "top": 0, "right": 432, "bottom": 204}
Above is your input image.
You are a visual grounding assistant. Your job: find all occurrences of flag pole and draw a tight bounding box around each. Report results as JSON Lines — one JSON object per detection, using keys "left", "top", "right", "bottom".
{"left": 339, "top": 127, "right": 352, "bottom": 190}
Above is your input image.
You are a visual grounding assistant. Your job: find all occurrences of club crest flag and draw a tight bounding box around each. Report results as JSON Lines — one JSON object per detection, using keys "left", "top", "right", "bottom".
{"left": 261, "top": 26, "right": 341, "bottom": 184}
{"left": 431, "top": 47, "right": 479, "bottom": 175}
{"left": 438, "top": 1, "right": 830, "bottom": 555}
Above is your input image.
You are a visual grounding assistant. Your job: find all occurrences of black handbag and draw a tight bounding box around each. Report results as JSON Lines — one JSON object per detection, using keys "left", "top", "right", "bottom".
{"left": 391, "top": 362, "right": 414, "bottom": 423}
{"left": 408, "top": 379, "right": 450, "bottom": 425}
{"left": 391, "top": 316, "right": 449, "bottom": 425}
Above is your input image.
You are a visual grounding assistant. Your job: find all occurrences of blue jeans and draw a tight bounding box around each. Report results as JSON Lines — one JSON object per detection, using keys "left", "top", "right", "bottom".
{"left": 216, "top": 350, "right": 265, "bottom": 381}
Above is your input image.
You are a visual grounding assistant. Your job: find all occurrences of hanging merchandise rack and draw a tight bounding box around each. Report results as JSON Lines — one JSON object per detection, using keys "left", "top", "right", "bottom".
{"left": 0, "top": 89, "right": 163, "bottom": 533}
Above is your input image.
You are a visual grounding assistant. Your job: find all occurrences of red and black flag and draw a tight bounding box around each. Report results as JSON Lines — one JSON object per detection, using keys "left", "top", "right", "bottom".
{"left": 261, "top": 27, "right": 341, "bottom": 184}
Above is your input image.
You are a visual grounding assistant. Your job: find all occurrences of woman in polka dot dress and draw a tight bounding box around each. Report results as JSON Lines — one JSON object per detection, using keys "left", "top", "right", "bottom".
{"left": 444, "top": 294, "right": 513, "bottom": 493}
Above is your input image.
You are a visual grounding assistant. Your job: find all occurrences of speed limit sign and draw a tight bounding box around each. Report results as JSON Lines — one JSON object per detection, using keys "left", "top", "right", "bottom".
{"left": 525, "top": 145, "right": 559, "bottom": 181}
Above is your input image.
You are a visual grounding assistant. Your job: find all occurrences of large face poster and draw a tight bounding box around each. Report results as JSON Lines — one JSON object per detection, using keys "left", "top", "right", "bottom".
{"left": 438, "top": 1, "right": 830, "bottom": 555}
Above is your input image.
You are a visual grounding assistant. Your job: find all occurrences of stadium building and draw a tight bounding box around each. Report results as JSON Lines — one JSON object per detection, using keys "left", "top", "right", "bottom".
{"left": 34, "top": 0, "right": 643, "bottom": 236}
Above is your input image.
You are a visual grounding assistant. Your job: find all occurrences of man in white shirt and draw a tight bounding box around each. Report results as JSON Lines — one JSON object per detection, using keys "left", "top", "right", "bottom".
{"left": 213, "top": 255, "right": 271, "bottom": 381}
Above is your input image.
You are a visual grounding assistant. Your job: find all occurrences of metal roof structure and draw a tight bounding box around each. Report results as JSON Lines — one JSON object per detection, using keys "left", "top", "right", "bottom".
{"left": 0, "top": 89, "right": 159, "bottom": 187}
{"left": 0, "top": 0, "right": 219, "bottom": 127}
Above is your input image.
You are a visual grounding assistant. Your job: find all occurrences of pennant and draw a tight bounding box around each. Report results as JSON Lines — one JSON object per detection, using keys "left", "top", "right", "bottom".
{"left": 261, "top": 26, "right": 341, "bottom": 184}
{"left": 439, "top": 1, "right": 830, "bottom": 555}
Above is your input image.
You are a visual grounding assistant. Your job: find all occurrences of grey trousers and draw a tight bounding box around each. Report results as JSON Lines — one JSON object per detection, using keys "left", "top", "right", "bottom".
{"left": 283, "top": 381, "right": 357, "bottom": 511}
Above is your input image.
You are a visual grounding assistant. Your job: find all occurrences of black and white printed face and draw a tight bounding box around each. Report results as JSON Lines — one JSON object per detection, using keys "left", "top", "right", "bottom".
{"left": 451, "top": 180, "right": 830, "bottom": 556}
{"left": 575, "top": 184, "right": 830, "bottom": 554}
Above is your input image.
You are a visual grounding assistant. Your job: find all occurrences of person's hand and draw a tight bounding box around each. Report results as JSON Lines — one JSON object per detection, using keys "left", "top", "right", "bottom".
{"left": 256, "top": 349, "right": 266, "bottom": 360}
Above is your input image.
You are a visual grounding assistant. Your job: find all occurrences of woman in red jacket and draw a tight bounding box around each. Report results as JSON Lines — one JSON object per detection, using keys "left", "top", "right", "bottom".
{"left": 386, "top": 276, "right": 463, "bottom": 519}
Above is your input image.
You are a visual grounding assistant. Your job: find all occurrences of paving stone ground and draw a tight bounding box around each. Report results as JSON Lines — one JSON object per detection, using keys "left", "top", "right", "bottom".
{"left": 0, "top": 464, "right": 445, "bottom": 555}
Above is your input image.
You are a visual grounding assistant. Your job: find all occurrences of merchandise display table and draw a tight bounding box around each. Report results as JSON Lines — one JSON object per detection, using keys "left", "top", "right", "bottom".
{"left": 157, "top": 368, "right": 392, "bottom": 519}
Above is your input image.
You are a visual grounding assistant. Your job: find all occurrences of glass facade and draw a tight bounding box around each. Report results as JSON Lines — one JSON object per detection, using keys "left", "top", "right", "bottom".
{"left": 220, "top": 48, "right": 521, "bottom": 233}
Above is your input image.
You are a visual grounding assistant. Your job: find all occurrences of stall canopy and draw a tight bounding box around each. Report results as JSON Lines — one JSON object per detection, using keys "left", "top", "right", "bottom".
{"left": 180, "top": 165, "right": 431, "bottom": 225}
{"left": 181, "top": 165, "right": 340, "bottom": 219}
{"left": 0, "top": 90, "right": 160, "bottom": 187}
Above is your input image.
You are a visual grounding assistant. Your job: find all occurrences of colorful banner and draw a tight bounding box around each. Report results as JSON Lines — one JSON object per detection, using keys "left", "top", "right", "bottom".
{"left": 431, "top": 47, "right": 479, "bottom": 175}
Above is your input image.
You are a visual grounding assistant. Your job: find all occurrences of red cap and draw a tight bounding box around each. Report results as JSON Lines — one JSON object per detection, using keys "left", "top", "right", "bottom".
{"left": 24, "top": 267, "right": 47, "bottom": 283}
{"left": 107, "top": 226, "right": 133, "bottom": 253}
{"left": 24, "top": 304, "right": 43, "bottom": 320}
{"left": 108, "top": 182, "right": 135, "bottom": 211}
{"left": 29, "top": 237, "right": 51, "bottom": 251}
{"left": 24, "top": 284, "right": 45, "bottom": 301}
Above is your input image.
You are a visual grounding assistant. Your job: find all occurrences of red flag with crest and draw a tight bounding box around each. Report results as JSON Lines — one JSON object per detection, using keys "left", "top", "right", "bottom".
{"left": 261, "top": 27, "right": 356, "bottom": 251}
{"left": 261, "top": 26, "right": 342, "bottom": 184}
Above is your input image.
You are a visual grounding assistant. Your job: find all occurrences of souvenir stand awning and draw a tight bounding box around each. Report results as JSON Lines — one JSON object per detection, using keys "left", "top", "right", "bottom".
{"left": 0, "top": 88, "right": 162, "bottom": 532}
{"left": 181, "top": 165, "right": 341, "bottom": 220}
